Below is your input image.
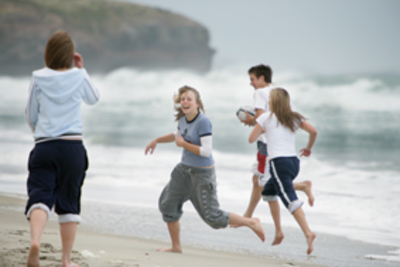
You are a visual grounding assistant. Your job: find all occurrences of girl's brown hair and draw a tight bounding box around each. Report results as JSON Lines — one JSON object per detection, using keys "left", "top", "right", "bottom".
{"left": 44, "top": 30, "right": 75, "bottom": 70}
{"left": 269, "top": 88, "right": 304, "bottom": 132}
{"left": 174, "top": 86, "right": 205, "bottom": 121}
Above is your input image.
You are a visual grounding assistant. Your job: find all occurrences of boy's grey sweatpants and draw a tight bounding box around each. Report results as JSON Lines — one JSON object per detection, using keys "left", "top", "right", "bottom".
{"left": 159, "top": 163, "right": 230, "bottom": 229}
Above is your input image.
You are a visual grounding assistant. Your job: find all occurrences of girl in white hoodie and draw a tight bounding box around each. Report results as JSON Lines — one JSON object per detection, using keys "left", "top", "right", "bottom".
{"left": 25, "top": 30, "right": 100, "bottom": 267}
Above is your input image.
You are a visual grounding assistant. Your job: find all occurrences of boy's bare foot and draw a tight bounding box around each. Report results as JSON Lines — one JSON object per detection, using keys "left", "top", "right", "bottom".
{"left": 157, "top": 247, "right": 182, "bottom": 253}
{"left": 304, "top": 180, "right": 315, "bottom": 206}
{"left": 306, "top": 232, "right": 316, "bottom": 255}
{"left": 249, "top": 218, "right": 265, "bottom": 242}
{"left": 27, "top": 242, "right": 40, "bottom": 267}
{"left": 271, "top": 232, "right": 284, "bottom": 246}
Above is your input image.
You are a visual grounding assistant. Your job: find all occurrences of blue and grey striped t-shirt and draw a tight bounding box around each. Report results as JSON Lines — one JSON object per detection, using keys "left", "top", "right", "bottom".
{"left": 177, "top": 112, "right": 214, "bottom": 167}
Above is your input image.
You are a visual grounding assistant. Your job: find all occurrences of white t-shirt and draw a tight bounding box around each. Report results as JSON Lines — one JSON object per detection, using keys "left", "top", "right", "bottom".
{"left": 253, "top": 85, "right": 275, "bottom": 143}
{"left": 256, "top": 112, "right": 302, "bottom": 160}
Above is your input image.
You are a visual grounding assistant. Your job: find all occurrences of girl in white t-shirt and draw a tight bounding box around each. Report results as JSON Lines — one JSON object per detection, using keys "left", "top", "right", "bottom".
{"left": 249, "top": 88, "right": 317, "bottom": 255}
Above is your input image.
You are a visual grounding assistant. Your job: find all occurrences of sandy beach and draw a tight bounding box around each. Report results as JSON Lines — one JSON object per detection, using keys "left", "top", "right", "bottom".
{"left": 0, "top": 193, "right": 321, "bottom": 267}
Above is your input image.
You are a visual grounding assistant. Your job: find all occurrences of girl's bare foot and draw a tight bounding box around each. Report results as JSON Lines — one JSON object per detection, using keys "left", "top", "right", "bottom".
{"left": 306, "top": 232, "right": 316, "bottom": 255}
{"left": 157, "top": 247, "right": 182, "bottom": 253}
{"left": 304, "top": 181, "right": 315, "bottom": 206}
{"left": 249, "top": 218, "right": 265, "bottom": 242}
{"left": 271, "top": 232, "right": 284, "bottom": 246}
{"left": 27, "top": 242, "right": 40, "bottom": 267}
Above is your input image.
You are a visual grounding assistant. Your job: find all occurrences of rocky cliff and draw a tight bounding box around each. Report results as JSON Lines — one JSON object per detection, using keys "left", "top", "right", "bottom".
{"left": 0, "top": 0, "right": 215, "bottom": 75}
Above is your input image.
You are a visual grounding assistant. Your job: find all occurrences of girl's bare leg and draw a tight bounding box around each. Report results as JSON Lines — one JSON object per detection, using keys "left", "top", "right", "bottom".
{"left": 157, "top": 221, "right": 182, "bottom": 253}
{"left": 60, "top": 222, "right": 80, "bottom": 267}
{"left": 292, "top": 207, "right": 316, "bottom": 254}
{"left": 229, "top": 213, "right": 265, "bottom": 242}
{"left": 268, "top": 200, "right": 284, "bottom": 245}
{"left": 294, "top": 181, "right": 315, "bottom": 206}
{"left": 27, "top": 209, "right": 47, "bottom": 267}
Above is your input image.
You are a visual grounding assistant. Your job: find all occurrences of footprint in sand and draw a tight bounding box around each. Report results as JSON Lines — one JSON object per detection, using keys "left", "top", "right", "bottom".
{"left": 9, "top": 229, "right": 29, "bottom": 236}
{"left": 0, "top": 242, "right": 89, "bottom": 267}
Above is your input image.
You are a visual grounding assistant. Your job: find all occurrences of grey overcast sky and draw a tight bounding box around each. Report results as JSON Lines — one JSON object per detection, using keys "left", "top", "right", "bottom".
{"left": 131, "top": 0, "right": 400, "bottom": 74}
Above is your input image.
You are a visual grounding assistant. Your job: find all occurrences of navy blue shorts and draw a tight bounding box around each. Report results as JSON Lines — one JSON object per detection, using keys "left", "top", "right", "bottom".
{"left": 262, "top": 157, "right": 304, "bottom": 213}
{"left": 25, "top": 140, "right": 88, "bottom": 217}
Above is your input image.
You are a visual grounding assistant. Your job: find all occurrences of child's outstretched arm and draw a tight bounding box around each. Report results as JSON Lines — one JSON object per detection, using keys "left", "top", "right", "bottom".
{"left": 145, "top": 133, "right": 175, "bottom": 155}
{"left": 248, "top": 123, "right": 264, "bottom": 143}
{"left": 299, "top": 121, "right": 318, "bottom": 157}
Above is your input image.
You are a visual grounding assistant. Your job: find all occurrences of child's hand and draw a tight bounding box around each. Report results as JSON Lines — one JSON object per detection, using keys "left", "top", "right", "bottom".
{"left": 175, "top": 135, "right": 185, "bottom": 147}
{"left": 74, "top": 52, "right": 84, "bottom": 69}
{"left": 241, "top": 111, "right": 255, "bottom": 126}
{"left": 300, "top": 148, "right": 312, "bottom": 157}
{"left": 145, "top": 140, "right": 157, "bottom": 155}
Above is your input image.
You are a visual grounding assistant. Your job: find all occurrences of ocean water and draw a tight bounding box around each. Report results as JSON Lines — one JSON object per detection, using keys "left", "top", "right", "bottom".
{"left": 1, "top": 66, "right": 399, "bottom": 266}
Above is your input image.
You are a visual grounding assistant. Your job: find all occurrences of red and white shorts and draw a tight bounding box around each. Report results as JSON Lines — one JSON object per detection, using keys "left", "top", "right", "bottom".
{"left": 251, "top": 151, "right": 270, "bottom": 187}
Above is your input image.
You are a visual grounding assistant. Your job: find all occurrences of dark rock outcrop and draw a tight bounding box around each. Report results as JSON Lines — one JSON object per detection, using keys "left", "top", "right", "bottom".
{"left": 0, "top": 0, "right": 215, "bottom": 75}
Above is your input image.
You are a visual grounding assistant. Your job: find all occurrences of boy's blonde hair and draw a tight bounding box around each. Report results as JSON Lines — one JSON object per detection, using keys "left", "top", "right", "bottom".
{"left": 269, "top": 88, "right": 304, "bottom": 132}
{"left": 45, "top": 30, "right": 75, "bottom": 70}
{"left": 174, "top": 86, "right": 205, "bottom": 121}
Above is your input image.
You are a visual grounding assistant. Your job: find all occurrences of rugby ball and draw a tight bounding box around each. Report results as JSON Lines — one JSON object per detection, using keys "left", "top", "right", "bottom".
{"left": 236, "top": 105, "right": 256, "bottom": 121}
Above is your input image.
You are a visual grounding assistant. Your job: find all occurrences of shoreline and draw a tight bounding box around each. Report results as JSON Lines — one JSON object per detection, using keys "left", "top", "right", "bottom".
{"left": 0, "top": 193, "right": 320, "bottom": 267}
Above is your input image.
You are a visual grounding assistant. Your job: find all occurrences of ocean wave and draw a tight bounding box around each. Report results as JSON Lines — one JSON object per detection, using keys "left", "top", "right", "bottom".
{"left": 1, "top": 67, "right": 399, "bottom": 168}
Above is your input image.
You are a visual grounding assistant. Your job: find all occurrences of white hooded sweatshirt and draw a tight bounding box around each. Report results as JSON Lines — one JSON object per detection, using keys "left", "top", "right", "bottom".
{"left": 25, "top": 67, "right": 100, "bottom": 142}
